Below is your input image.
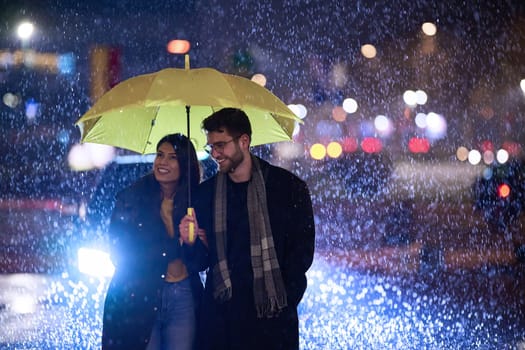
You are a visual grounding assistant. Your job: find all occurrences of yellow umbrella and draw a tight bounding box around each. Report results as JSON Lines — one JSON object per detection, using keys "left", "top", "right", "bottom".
{"left": 75, "top": 59, "right": 301, "bottom": 241}
{"left": 75, "top": 64, "right": 300, "bottom": 154}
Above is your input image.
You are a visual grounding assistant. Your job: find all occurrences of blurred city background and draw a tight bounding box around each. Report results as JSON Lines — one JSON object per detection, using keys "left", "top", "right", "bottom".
{"left": 1, "top": 0, "right": 525, "bottom": 349}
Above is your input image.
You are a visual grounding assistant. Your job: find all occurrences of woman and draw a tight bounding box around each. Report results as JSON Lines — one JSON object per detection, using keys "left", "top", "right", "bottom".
{"left": 102, "top": 133, "right": 205, "bottom": 350}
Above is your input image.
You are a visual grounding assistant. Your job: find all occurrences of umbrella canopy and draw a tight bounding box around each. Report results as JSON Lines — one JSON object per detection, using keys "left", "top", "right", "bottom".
{"left": 75, "top": 67, "right": 301, "bottom": 154}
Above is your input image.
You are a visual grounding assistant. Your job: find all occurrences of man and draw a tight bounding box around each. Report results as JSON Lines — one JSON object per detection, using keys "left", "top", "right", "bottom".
{"left": 179, "top": 108, "right": 315, "bottom": 349}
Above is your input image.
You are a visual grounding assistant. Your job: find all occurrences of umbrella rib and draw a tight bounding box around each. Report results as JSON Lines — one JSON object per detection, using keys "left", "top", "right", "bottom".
{"left": 141, "top": 106, "right": 160, "bottom": 154}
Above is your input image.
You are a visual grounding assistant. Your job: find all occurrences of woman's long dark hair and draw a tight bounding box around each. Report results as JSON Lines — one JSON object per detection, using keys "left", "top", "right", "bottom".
{"left": 156, "top": 133, "right": 200, "bottom": 205}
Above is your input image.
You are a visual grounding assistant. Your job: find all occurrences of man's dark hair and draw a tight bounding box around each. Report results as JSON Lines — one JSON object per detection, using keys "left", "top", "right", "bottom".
{"left": 202, "top": 108, "right": 252, "bottom": 139}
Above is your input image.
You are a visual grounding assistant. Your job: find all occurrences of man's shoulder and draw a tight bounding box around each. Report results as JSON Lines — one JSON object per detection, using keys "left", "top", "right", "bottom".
{"left": 260, "top": 158, "right": 307, "bottom": 187}
{"left": 197, "top": 176, "right": 216, "bottom": 196}
{"left": 199, "top": 175, "right": 216, "bottom": 188}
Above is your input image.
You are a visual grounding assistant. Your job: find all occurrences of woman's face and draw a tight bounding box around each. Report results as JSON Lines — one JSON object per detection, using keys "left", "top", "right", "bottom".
{"left": 153, "top": 142, "right": 181, "bottom": 186}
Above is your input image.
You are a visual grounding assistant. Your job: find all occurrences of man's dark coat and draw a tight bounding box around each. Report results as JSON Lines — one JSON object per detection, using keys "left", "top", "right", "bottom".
{"left": 195, "top": 157, "right": 315, "bottom": 350}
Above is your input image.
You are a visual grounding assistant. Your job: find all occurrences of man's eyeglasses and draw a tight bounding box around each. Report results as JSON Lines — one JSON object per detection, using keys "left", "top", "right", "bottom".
{"left": 204, "top": 136, "right": 239, "bottom": 154}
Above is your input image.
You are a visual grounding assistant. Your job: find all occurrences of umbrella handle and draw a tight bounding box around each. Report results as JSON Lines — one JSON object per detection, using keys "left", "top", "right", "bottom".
{"left": 187, "top": 207, "right": 195, "bottom": 243}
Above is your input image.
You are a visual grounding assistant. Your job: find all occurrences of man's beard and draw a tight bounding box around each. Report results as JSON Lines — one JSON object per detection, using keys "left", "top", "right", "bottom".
{"left": 219, "top": 150, "right": 244, "bottom": 174}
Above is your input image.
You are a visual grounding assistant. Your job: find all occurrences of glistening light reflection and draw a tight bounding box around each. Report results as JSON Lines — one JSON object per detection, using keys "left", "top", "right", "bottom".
{"left": 77, "top": 247, "right": 115, "bottom": 278}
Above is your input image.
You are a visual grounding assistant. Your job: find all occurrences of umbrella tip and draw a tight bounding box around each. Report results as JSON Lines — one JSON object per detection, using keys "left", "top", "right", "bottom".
{"left": 185, "top": 54, "right": 190, "bottom": 70}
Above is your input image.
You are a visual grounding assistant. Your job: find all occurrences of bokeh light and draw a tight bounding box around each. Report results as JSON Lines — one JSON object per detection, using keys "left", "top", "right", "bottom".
{"left": 480, "top": 140, "right": 494, "bottom": 152}
{"left": 497, "top": 183, "right": 511, "bottom": 199}
{"left": 361, "top": 44, "right": 377, "bottom": 59}
{"left": 167, "top": 39, "right": 190, "bottom": 54}
{"left": 361, "top": 137, "right": 382, "bottom": 153}
{"left": 403, "top": 90, "right": 417, "bottom": 106}
{"left": 332, "top": 106, "right": 347, "bottom": 122}
{"left": 3, "top": 92, "right": 21, "bottom": 108}
{"left": 483, "top": 150, "right": 495, "bottom": 164}
{"left": 68, "top": 143, "right": 116, "bottom": 170}
{"left": 374, "top": 114, "right": 392, "bottom": 136}
{"left": 422, "top": 22, "right": 437, "bottom": 36}
{"left": 342, "top": 137, "right": 358, "bottom": 153}
{"left": 496, "top": 149, "right": 509, "bottom": 164}
{"left": 415, "top": 90, "right": 428, "bottom": 105}
{"left": 17, "top": 21, "right": 34, "bottom": 40}
{"left": 456, "top": 146, "right": 469, "bottom": 161}
{"left": 326, "top": 141, "right": 343, "bottom": 158}
{"left": 310, "top": 143, "right": 326, "bottom": 160}
{"left": 408, "top": 137, "right": 430, "bottom": 153}
{"left": 403, "top": 89, "right": 428, "bottom": 106}
{"left": 251, "top": 73, "right": 267, "bottom": 86}
{"left": 468, "top": 149, "right": 482, "bottom": 165}
{"left": 67, "top": 144, "right": 92, "bottom": 171}
{"left": 415, "top": 112, "right": 427, "bottom": 128}
{"left": 288, "top": 104, "right": 308, "bottom": 119}
{"left": 425, "top": 112, "right": 447, "bottom": 139}
{"left": 342, "top": 98, "right": 358, "bottom": 113}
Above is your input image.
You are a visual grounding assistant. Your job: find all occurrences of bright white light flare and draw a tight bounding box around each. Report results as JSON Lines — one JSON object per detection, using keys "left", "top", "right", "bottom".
{"left": 425, "top": 112, "right": 447, "bottom": 139}
{"left": 403, "top": 90, "right": 417, "bottom": 106}
{"left": 17, "top": 22, "right": 34, "bottom": 40}
{"left": 342, "top": 98, "right": 358, "bottom": 114}
{"left": 78, "top": 247, "right": 115, "bottom": 278}
{"left": 468, "top": 149, "right": 482, "bottom": 165}
{"left": 422, "top": 22, "right": 437, "bottom": 36}
{"left": 288, "top": 104, "right": 307, "bottom": 119}
{"left": 496, "top": 149, "right": 509, "bottom": 164}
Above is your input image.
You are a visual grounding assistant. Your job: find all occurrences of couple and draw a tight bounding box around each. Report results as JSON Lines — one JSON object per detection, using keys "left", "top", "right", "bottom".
{"left": 101, "top": 108, "right": 316, "bottom": 350}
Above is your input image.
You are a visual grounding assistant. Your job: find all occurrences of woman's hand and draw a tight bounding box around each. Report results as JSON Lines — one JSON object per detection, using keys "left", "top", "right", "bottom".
{"left": 179, "top": 209, "right": 207, "bottom": 247}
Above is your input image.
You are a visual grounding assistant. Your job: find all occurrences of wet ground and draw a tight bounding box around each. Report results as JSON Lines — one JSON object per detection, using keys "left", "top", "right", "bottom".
{"left": 1, "top": 250, "right": 524, "bottom": 349}
{"left": 301, "top": 251, "right": 525, "bottom": 349}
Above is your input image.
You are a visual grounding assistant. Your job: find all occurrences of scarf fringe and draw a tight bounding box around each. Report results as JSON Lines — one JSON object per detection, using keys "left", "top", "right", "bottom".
{"left": 256, "top": 295, "right": 288, "bottom": 318}
{"left": 213, "top": 285, "right": 232, "bottom": 302}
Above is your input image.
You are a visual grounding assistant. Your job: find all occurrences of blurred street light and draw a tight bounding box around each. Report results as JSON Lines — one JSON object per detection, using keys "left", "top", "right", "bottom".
{"left": 17, "top": 21, "right": 34, "bottom": 49}
{"left": 361, "top": 44, "right": 377, "bottom": 59}
{"left": 421, "top": 22, "right": 437, "bottom": 36}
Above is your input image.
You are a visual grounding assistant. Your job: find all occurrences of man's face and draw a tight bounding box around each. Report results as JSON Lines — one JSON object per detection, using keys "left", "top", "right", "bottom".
{"left": 206, "top": 131, "right": 243, "bottom": 174}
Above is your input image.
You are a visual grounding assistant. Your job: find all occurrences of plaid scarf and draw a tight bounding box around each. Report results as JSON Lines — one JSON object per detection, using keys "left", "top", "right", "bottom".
{"left": 212, "top": 155, "right": 288, "bottom": 318}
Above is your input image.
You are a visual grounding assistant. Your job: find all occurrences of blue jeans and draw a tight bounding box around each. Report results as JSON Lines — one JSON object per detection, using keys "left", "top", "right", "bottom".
{"left": 146, "top": 278, "right": 195, "bottom": 350}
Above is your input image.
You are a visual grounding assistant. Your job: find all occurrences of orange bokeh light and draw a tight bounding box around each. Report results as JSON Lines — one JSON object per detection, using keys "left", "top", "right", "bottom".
{"left": 167, "top": 40, "right": 191, "bottom": 54}
{"left": 332, "top": 106, "right": 347, "bottom": 122}
{"left": 497, "top": 183, "right": 511, "bottom": 199}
